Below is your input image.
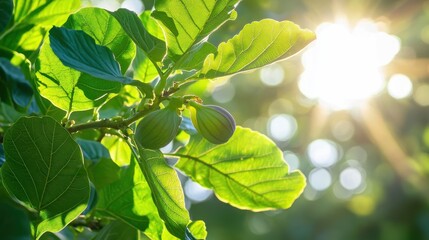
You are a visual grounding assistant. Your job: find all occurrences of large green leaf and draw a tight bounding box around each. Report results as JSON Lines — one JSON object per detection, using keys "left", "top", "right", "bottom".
{"left": 152, "top": 0, "right": 239, "bottom": 60}
{"left": 97, "top": 158, "right": 151, "bottom": 231}
{"left": 1, "top": 116, "right": 89, "bottom": 239}
{"left": 137, "top": 148, "right": 190, "bottom": 239}
{"left": 200, "top": 19, "right": 315, "bottom": 79}
{"left": 49, "top": 27, "right": 131, "bottom": 84}
{"left": 175, "top": 127, "right": 306, "bottom": 211}
{"left": 0, "top": 0, "right": 80, "bottom": 53}
{"left": 0, "top": 0, "right": 13, "bottom": 33}
{"left": 110, "top": 8, "right": 165, "bottom": 63}
{"left": 35, "top": 8, "right": 135, "bottom": 112}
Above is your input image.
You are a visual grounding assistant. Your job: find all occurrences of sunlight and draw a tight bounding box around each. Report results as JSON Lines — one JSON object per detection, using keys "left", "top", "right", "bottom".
{"left": 299, "top": 20, "right": 401, "bottom": 110}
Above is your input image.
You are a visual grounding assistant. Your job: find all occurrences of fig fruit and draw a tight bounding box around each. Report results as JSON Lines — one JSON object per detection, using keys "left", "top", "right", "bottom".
{"left": 135, "top": 106, "right": 182, "bottom": 149}
{"left": 189, "top": 101, "right": 236, "bottom": 144}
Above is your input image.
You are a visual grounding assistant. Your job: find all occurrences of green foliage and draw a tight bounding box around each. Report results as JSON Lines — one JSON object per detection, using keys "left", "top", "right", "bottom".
{"left": 1, "top": 116, "right": 89, "bottom": 239}
{"left": 175, "top": 127, "right": 306, "bottom": 211}
{"left": 0, "top": 0, "right": 315, "bottom": 239}
{"left": 200, "top": 19, "right": 315, "bottom": 78}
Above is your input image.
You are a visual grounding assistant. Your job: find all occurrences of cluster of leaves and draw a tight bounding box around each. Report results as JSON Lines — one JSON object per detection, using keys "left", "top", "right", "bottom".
{"left": 0, "top": 0, "right": 315, "bottom": 239}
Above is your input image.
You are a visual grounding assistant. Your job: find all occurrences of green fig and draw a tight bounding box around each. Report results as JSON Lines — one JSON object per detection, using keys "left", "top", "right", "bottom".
{"left": 189, "top": 101, "right": 236, "bottom": 144}
{"left": 135, "top": 107, "right": 182, "bottom": 149}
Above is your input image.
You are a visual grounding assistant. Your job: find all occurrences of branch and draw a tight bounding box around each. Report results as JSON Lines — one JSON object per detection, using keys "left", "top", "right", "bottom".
{"left": 67, "top": 108, "right": 152, "bottom": 133}
{"left": 67, "top": 86, "right": 180, "bottom": 133}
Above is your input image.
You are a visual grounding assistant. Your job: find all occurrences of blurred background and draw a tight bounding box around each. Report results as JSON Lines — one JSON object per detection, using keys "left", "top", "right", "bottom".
{"left": 58, "top": 0, "right": 429, "bottom": 239}
{"left": 83, "top": 0, "right": 429, "bottom": 239}
{"left": 180, "top": 0, "right": 429, "bottom": 239}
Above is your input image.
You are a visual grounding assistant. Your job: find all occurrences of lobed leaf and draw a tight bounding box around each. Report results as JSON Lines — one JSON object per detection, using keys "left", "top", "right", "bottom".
{"left": 152, "top": 0, "right": 239, "bottom": 60}
{"left": 175, "top": 126, "right": 306, "bottom": 211}
{"left": 1, "top": 116, "right": 89, "bottom": 239}
{"left": 200, "top": 19, "right": 315, "bottom": 79}
{"left": 137, "top": 148, "right": 190, "bottom": 239}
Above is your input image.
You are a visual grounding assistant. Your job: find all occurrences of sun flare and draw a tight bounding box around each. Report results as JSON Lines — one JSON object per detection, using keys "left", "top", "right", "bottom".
{"left": 299, "top": 19, "right": 401, "bottom": 110}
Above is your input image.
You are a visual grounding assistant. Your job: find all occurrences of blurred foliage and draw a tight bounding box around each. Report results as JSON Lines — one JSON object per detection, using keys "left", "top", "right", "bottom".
{"left": 187, "top": 0, "right": 429, "bottom": 240}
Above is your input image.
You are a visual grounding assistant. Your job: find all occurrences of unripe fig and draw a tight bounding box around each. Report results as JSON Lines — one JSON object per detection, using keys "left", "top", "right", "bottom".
{"left": 135, "top": 107, "right": 182, "bottom": 149}
{"left": 189, "top": 101, "right": 236, "bottom": 144}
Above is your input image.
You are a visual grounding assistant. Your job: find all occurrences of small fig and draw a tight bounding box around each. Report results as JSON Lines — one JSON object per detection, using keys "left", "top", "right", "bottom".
{"left": 189, "top": 101, "right": 236, "bottom": 144}
{"left": 135, "top": 107, "right": 182, "bottom": 149}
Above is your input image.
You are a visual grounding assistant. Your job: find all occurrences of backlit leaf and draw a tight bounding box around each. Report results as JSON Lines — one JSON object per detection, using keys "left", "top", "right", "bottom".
{"left": 137, "top": 148, "right": 190, "bottom": 238}
{"left": 101, "top": 135, "right": 131, "bottom": 166}
{"left": 186, "top": 221, "right": 207, "bottom": 240}
{"left": 0, "top": 0, "right": 80, "bottom": 53}
{"left": 97, "top": 158, "right": 151, "bottom": 231}
{"left": 175, "top": 127, "right": 306, "bottom": 211}
{"left": 152, "top": 0, "right": 239, "bottom": 60}
{"left": 200, "top": 19, "right": 315, "bottom": 79}
{"left": 1, "top": 116, "right": 89, "bottom": 239}
{"left": 133, "top": 47, "right": 159, "bottom": 83}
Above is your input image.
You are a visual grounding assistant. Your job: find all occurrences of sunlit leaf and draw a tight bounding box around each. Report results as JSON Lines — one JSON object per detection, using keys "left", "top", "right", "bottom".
{"left": 137, "top": 148, "right": 190, "bottom": 238}
{"left": 49, "top": 27, "right": 131, "bottom": 84}
{"left": 1, "top": 116, "right": 89, "bottom": 238}
{"left": 97, "top": 158, "right": 151, "bottom": 231}
{"left": 186, "top": 221, "right": 207, "bottom": 240}
{"left": 13, "top": 0, "right": 80, "bottom": 26}
{"left": 152, "top": 0, "right": 239, "bottom": 60}
{"left": 0, "top": 0, "right": 80, "bottom": 53}
{"left": 102, "top": 135, "right": 131, "bottom": 166}
{"left": 110, "top": 8, "right": 165, "bottom": 63}
{"left": 133, "top": 47, "right": 159, "bottom": 83}
{"left": 35, "top": 8, "right": 135, "bottom": 112}
{"left": 0, "top": 0, "right": 13, "bottom": 33}
{"left": 175, "top": 127, "right": 306, "bottom": 211}
{"left": 200, "top": 19, "right": 315, "bottom": 79}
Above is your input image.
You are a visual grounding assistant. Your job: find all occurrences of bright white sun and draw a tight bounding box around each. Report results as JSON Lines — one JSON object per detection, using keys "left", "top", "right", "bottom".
{"left": 299, "top": 19, "right": 401, "bottom": 110}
